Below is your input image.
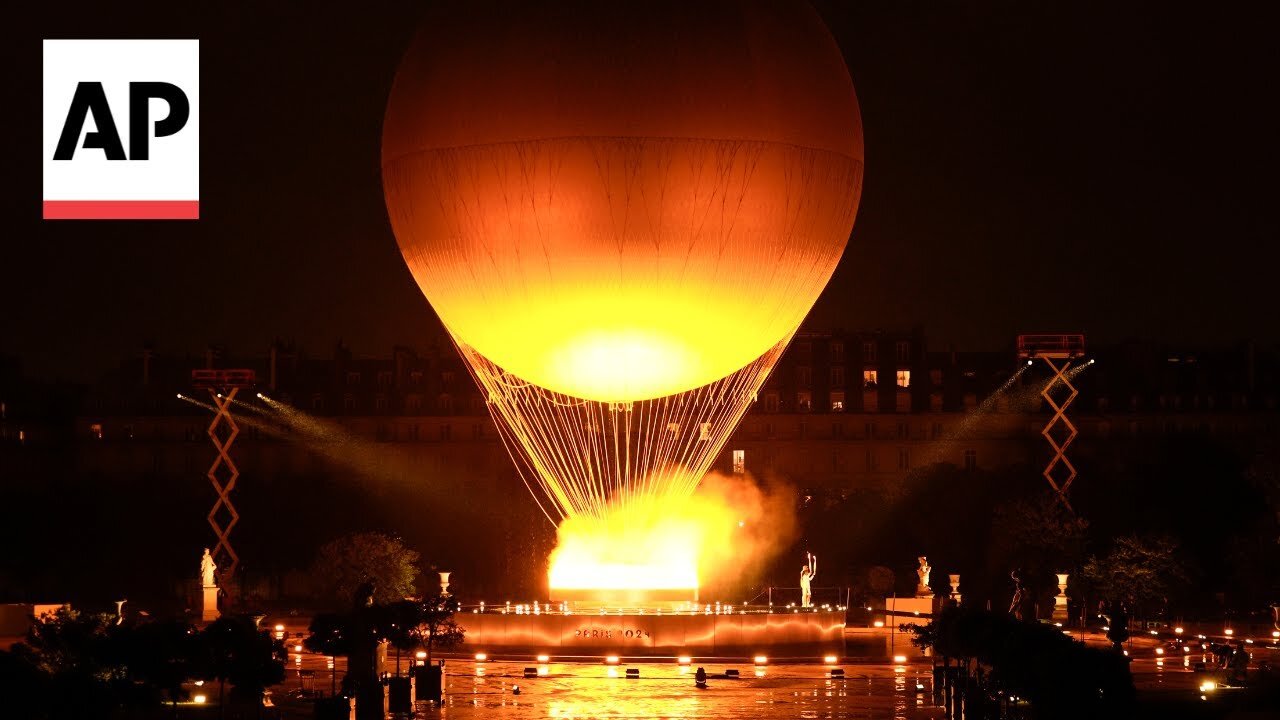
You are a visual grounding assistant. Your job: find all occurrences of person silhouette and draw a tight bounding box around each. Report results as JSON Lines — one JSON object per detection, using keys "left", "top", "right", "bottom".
{"left": 800, "top": 552, "right": 817, "bottom": 608}
{"left": 695, "top": 667, "right": 707, "bottom": 688}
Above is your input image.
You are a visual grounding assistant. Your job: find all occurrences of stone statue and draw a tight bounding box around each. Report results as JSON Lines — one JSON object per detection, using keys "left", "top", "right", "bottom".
{"left": 200, "top": 548, "right": 217, "bottom": 587}
{"left": 916, "top": 556, "right": 931, "bottom": 596}
{"left": 1009, "top": 568, "right": 1035, "bottom": 621}
{"left": 800, "top": 552, "right": 817, "bottom": 608}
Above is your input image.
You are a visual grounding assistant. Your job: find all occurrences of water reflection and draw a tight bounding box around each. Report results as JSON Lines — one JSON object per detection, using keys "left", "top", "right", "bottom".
{"left": 413, "top": 661, "right": 944, "bottom": 719}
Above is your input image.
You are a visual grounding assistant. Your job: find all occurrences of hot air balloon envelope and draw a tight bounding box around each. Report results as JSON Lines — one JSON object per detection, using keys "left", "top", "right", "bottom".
{"left": 383, "top": 0, "right": 863, "bottom": 402}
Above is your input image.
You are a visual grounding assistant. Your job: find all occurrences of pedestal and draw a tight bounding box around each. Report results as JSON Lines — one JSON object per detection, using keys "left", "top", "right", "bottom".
{"left": 415, "top": 665, "right": 443, "bottom": 703}
{"left": 201, "top": 585, "right": 219, "bottom": 622}
{"left": 388, "top": 676, "right": 415, "bottom": 714}
{"left": 1052, "top": 573, "right": 1069, "bottom": 622}
{"left": 885, "top": 596, "right": 935, "bottom": 621}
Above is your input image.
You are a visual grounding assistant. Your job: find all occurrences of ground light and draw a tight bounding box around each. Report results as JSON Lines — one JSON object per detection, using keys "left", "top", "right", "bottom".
{"left": 474, "top": 653, "right": 487, "bottom": 662}
{"left": 536, "top": 654, "right": 550, "bottom": 663}
{"left": 677, "top": 656, "right": 691, "bottom": 665}
{"left": 893, "top": 655, "right": 907, "bottom": 664}
{"left": 605, "top": 656, "right": 620, "bottom": 665}
{"left": 823, "top": 655, "right": 838, "bottom": 664}
{"left": 753, "top": 655, "right": 768, "bottom": 665}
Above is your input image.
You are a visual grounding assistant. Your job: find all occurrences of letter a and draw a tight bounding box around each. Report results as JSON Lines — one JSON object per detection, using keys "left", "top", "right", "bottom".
{"left": 53, "top": 82, "right": 126, "bottom": 160}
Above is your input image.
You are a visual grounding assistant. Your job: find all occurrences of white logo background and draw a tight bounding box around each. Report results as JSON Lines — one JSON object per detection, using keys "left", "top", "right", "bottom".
{"left": 43, "top": 39, "right": 199, "bottom": 203}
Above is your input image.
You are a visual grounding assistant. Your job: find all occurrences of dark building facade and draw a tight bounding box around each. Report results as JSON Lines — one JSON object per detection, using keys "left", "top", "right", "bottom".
{"left": 4, "top": 332, "right": 1278, "bottom": 494}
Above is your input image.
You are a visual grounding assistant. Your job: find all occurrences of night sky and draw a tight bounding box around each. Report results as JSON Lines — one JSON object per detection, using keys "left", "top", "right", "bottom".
{"left": 7, "top": 1, "right": 1278, "bottom": 381}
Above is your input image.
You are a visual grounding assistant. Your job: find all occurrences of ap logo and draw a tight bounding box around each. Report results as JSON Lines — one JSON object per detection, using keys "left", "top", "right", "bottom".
{"left": 43, "top": 40, "right": 199, "bottom": 220}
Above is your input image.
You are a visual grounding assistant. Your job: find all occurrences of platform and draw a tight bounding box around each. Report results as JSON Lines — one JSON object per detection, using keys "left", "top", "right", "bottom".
{"left": 457, "top": 609, "right": 845, "bottom": 659}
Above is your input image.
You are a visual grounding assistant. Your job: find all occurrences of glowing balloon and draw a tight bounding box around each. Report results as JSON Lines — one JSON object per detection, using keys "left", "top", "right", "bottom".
{"left": 383, "top": 0, "right": 863, "bottom": 402}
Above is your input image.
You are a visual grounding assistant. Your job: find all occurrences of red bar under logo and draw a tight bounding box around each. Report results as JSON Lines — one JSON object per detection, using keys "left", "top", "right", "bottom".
{"left": 43, "top": 200, "right": 200, "bottom": 220}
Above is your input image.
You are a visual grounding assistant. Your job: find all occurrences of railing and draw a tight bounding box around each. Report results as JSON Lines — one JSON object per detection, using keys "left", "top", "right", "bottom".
{"left": 1016, "top": 334, "right": 1086, "bottom": 358}
{"left": 191, "top": 368, "right": 257, "bottom": 388}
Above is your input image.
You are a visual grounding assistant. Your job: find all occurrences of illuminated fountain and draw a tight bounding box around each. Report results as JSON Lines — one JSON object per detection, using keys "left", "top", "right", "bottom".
{"left": 380, "top": 0, "right": 863, "bottom": 657}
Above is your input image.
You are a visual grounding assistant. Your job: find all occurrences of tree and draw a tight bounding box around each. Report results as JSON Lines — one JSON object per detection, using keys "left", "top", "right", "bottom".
{"left": 991, "top": 492, "right": 1089, "bottom": 571}
{"left": 417, "top": 594, "right": 465, "bottom": 663}
{"left": 311, "top": 532, "right": 420, "bottom": 607}
{"left": 195, "top": 616, "right": 285, "bottom": 718}
{"left": 1081, "top": 534, "right": 1187, "bottom": 621}
{"left": 113, "top": 619, "right": 198, "bottom": 715}
{"left": 381, "top": 600, "right": 423, "bottom": 676}
{"left": 304, "top": 612, "right": 352, "bottom": 696}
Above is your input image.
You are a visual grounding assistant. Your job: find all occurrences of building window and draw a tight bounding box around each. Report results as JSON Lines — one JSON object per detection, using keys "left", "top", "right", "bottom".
{"left": 797, "top": 366, "right": 812, "bottom": 387}
{"left": 409, "top": 371, "right": 423, "bottom": 385}
{"left": 897, "top": 421, "right": 908, "bottom": 438}
{"left": 732, "top": 449, "right": 745, "bottom": 474}
{"left": 832, "top": 422, "right": 844, "bottom": 438}
{"left": 437, "top": 394, "right": 453, "bottom": 413}
{"left": 377, "top": 371, "right": 392, "bottom": 387}
{"left": 439, "top": 424, "right": 452, "bottom": 441}
{"left": 797, "top": 391, "right": 812, "bottom": 412}
{"left": 864, "top": 448, "right": 877, "bottom": 471}
{"left": 442, "top": 370, "right": 456, "bottom": 383}
{"left": 667, "top": 422, "right": 680, "bottom": 434}
{"left": 798, "top": 421, "right": 808, "bottom": 439}
{"left": 830, "top": 366, "right": 845, "bottom": 387}
{"left": 930, "top": 369, "right": 942, "bottom": 386}
{"left": 343, "top": 395, "right": 356, "bottom": 411}
{"left": 90, "top": 423, "right": 104, "bottom": 440}
{"left": 409, "top": 424, "right": 420, "bottom": 441}
{"left": 765, "top": 422, "right": 775, "bottom": 438}
{"left": 406, "top": 395, "right": 422, "bottom": 412}
{"left": 699, "top": 422, "right": 711, "bottom": 441}
{"left": 764, "top": 392, "right": 779, "bottom": 412}
{"left": 375, "top": 395, "right": 388, "bottom": 411}
{"left": 963, "top": 449, "right": 977, "bottom": 471}
{"left": 862, "top": 340, "right": 877, "bottom": 362}
{"left": 863, "top": 369, "right": 878, "bottom": 388}
{"left": 864, "top": 422, "right": 876, "bottom": 439}
{"left": 472, "top": 423, "right": 483, "bottom": 440}
{"left": 346, "top": 371, "right": 361, "bottom": 385}
{"left": 896, "top": 370, "right": 911, "bottom": 388}
{"left": 898, "top": 448, "right": 911, "bottom": 470}
{"left": 830, "top": 391, "right": 845, "bottom": 412}
{"left": 895, "top": 340, "right": 911, "bottom": 363}
{"left": 311, "top": 394, "right": 324, "bottom": 411}
{"left": 930, "top": 422, "right": 943, "bottom": 439}
{"left": 830, "top": 341, "right": 845, "bottom": 363}
{"left": 796, "top": 341, "right": 812, "bottom": 357}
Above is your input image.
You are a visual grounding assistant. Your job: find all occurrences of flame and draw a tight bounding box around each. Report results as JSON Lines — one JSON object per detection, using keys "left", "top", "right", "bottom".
{"left": 548, "top": 472, "right": 795, "bottom": 600}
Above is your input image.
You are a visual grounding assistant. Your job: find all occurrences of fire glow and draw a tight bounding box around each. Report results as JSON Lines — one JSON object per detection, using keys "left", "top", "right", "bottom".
{"left": 547, "top": 472, "right": 794, "bottom": 600}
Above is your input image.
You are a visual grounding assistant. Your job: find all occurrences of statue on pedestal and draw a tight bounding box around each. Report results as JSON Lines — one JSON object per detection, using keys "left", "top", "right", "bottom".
{"left": 800, "top": 552, "right": 817, "bottom": 608}
{"left": 200, "top": 548, "right": 217, "bottom": 587}
{"left": 915, "top": 556, "right": 932, "bottom": 597}
{"left": 199, "top": 548, "right": 220, "bottom": 622}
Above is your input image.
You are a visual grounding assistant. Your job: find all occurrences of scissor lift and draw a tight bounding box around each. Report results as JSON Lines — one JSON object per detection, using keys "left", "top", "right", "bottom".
{"left": 191, "top": 369, "right": 257, "bottom": 579}
{"left": 1017, "top": 335, "right": 1086, "bottom": 513}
